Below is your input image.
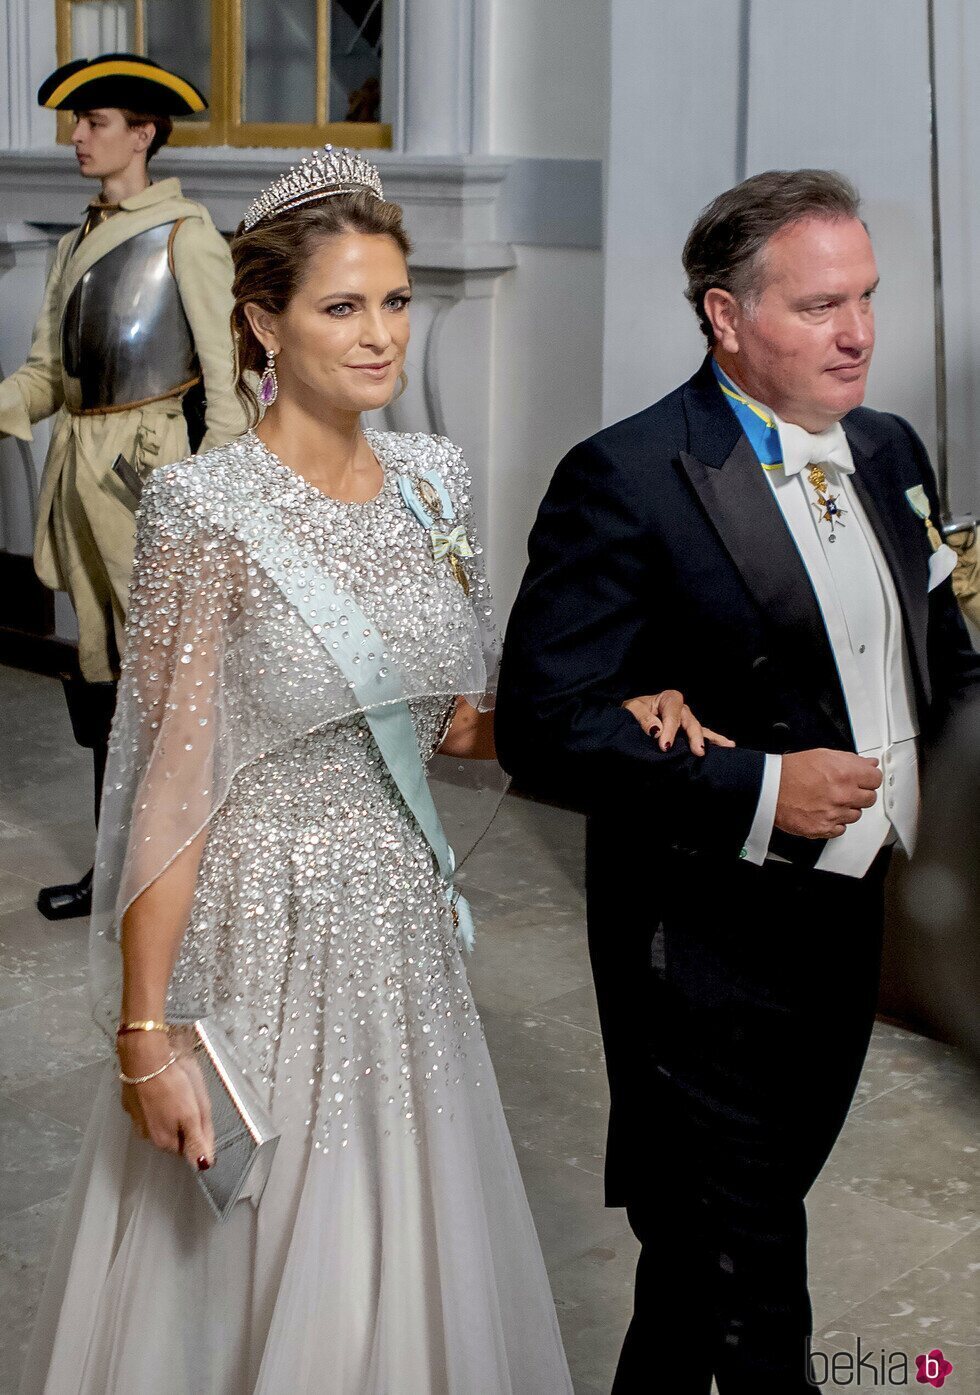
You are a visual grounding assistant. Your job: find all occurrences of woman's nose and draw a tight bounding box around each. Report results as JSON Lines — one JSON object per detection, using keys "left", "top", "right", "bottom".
{"left": 360, "top": 308, "right": 392, "bottom": 349}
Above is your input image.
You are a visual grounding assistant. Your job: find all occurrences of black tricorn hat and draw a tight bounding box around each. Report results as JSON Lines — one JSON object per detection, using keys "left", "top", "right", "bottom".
{"left": 38, "top": 53, "right": 207, "bottom": 116}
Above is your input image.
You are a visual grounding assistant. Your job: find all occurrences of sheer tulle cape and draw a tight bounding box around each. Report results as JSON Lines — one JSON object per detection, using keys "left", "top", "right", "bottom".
{"left": 89, "top": 430, "right": 506, "bottom": 1039}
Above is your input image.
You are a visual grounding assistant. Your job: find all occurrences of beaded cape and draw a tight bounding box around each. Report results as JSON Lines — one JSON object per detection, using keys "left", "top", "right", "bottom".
{"left": 89, "top": 429, "right": 502, "bottom": 1039}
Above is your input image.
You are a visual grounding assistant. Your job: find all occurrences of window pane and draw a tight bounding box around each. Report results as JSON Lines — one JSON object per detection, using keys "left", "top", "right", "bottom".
{"left": 243, "top": 0, "right": 317, "bottom": 124}
{"left": 144, "top": 0, "right": 211, "bottom": 121}
{"left": 330, "top": 0, "right": 383, "bottom": 123}
{"left": 70, "top": 1, "right": 136, "bottom": 58}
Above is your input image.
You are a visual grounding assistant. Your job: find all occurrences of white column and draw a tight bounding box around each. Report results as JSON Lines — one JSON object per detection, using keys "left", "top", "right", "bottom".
{"left": 0, "top": 0, "right": 58, "bottom": 150}
{"left": 0, "top": 223, "right": 58, "bottom": 553}
{"left": 746, "top": 0, "right": 937, "bottom": 466}
{"left": 400, "top": 0, "right": 475, "bottom": 155}
{"left": 371, "top": 249, "right": 514, "bottom": 591}
{"left": 935, "top": 0, "right": 980, "bottom": 516}
{"left": 603, "top": 0, "right": 744, "bottom": 424}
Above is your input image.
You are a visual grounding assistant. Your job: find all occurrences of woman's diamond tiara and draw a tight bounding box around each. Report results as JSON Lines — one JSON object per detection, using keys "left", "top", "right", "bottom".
{"left": 242, "top": 146, "right": 385, "bottom": 232}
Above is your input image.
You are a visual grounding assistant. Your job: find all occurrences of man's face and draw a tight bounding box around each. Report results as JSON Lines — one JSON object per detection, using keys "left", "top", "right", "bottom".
{"left": 70, "top": 108, "right": 151, "bottom": 180}
{"left": 719, "top": 215, "right": 878, "bottom": 430}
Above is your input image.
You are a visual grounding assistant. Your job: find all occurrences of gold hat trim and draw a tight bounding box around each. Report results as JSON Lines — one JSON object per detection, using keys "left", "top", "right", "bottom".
{"left": 44, "top": 59, "right": 205, "bottom": 113}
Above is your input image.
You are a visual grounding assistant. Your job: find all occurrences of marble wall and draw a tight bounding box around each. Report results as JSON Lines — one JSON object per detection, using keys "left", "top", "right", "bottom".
{"left": 604, "top": 0, "right": 980, "bottom": 518}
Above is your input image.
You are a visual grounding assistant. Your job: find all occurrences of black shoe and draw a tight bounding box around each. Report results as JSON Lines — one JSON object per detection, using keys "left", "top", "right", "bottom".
{"left": 37, "top": 867, "right": 93, "bottom": 921}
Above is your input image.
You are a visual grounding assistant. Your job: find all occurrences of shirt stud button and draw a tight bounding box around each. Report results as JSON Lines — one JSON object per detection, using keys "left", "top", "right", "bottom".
{"left": 858, "top": 644, "right": 866, "bottom": 653}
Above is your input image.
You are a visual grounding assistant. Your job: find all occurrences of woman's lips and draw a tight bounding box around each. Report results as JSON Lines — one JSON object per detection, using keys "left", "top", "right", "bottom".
{"left": 347, "top": 362, "right": 392, "bottom": 376}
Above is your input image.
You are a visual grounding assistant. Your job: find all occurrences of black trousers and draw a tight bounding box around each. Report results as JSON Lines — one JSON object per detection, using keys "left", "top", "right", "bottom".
{"left": 611, "top": 849, "right": 889, "bottom": 1395}
{"left": 61, "top": 674, "right": 117, "bottom": 827}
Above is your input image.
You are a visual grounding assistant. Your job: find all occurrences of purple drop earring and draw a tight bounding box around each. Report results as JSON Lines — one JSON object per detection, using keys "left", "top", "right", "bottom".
{"left": 259, "top": 349, "right": 278, "bottom": 407}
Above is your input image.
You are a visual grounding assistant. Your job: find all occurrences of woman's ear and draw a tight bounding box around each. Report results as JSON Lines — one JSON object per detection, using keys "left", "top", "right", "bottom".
{"left": 243, "top": 303, "right": 281, "bottom": 356}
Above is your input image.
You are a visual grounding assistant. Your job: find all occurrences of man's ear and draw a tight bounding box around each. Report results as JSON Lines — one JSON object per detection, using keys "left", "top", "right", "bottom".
{"left": 703, "top": 288, "right": 741, "bottom": 355}
{"left": 132, "top": 121, "right": 154, "bottom": 154}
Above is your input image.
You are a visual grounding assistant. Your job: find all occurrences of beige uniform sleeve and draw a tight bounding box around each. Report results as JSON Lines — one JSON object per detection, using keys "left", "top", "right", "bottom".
{"left": 0, "top": 233, "right": 73, "bottom": 440}
{"left": 171, "top": 215, "right": 247, "bottom": 451}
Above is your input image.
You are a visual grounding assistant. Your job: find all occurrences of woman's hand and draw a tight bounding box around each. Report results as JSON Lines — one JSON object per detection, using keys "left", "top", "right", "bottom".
{"left": 118, "top": 1034, "right": 215, "bottom": 1171}
{"left": 622, "top": 689, "right": 735, "bottom": 756}
{"left": 437, "top": 697, "right": 496, "bottom": 760}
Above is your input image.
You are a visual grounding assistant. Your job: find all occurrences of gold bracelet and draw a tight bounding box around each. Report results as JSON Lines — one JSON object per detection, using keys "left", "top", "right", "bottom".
{"left": 118, "top": 1052, "right": 179, "bottom": 1086}
{"left": 116, "top": 1019, "right": 171, "bottom": 1036}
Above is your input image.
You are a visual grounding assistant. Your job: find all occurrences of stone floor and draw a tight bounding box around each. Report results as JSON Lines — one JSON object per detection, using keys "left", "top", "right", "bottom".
{"left": 0, "top": 661, "right": 976, "bottom": 1395}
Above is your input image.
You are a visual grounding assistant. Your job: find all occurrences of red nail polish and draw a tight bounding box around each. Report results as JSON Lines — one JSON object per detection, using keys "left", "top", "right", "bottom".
{"left": 665, "top": 741, "right": 672, "bottom": 750}
{"left": 197, "top": 1156, "right": 211, "bottom": 1171}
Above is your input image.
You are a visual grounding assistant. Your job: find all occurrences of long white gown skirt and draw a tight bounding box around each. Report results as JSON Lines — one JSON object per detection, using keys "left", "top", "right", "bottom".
{"left": 20, "top": 720, "right": 573, "bottom": 1395}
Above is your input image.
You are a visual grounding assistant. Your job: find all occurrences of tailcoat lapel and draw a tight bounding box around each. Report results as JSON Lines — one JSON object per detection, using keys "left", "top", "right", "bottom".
{"left": 843, "top": 418, "right": 931, "bottom": 707}
{"left": 677, "top": 359, "right": 853, "bottom": 745}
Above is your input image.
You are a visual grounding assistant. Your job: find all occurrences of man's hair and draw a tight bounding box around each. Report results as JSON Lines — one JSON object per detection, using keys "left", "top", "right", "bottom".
{"left": 121, "top": 109, "right": 173, "bottom": 162}
{"left": 682, "top": 169, "right": 862, "bottom": 344}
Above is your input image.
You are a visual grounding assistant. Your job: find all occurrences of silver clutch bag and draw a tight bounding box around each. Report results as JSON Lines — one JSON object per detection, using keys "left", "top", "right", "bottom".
{"left": 181, "top": 1018, "right": 280, "bottom": 1222}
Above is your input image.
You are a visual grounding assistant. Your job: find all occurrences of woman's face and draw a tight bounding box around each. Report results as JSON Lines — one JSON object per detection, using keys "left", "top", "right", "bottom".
{"left": 253, "top": 231, "right": 411, "bottom": 415}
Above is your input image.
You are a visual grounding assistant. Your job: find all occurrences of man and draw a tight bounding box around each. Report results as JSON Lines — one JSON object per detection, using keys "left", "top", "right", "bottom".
{"left": 0, "top": 54, "right": 244, "bottom": 918}
{"left": 495, "top": 170, "right": 978, "bottom": 1392}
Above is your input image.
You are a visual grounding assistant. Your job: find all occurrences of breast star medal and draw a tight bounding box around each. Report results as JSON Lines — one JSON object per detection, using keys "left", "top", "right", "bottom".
{"left": 808, "top": 464, "right": 847, "bottom": 541}
{"left": 417, "top": 478, "right": 473, "bottom": 594}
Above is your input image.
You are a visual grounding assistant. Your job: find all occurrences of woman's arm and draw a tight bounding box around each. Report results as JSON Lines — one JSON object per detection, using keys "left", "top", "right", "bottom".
{"left": 438, "top": 697, "right": 496, "bottom": 760}
{"left": 119, "top": 825, "right": 210, "bottom": 1023}
{"left": 114, "top": 810, "right": 216, "bottom": 1174}
{"left": 104, "top": 463, "right": 234, "bottom": 1171}
{"left": 437, "top": 689, "right": 732, "bottom": 764}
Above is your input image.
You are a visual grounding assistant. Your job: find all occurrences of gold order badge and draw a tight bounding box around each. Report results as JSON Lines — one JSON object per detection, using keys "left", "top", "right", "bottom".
{"left": 808, "top": 464, "right": 848, "bottom": 539}
{"left": 417, "top": 478, "right": 472, "bottom": 595}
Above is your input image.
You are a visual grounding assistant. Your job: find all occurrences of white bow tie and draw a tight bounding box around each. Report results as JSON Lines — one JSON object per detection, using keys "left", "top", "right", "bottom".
{"left": 777, "top": 419, "right": 854, "bottom": 478}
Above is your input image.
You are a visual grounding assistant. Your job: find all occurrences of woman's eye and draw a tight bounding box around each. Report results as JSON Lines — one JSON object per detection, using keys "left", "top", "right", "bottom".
{"left": 324, "top": 296, "right": 411, "bottom": 317}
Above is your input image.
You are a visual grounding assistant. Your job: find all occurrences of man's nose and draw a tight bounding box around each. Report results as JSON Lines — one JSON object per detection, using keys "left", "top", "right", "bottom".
{"left": 837, "top": 305, "right": 874, "bottom": 352}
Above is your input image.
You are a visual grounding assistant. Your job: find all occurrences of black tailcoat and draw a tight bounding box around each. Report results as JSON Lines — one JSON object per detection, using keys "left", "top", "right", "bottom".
{"left": 496, "top": 355, "right": 979, "bottom": 1203}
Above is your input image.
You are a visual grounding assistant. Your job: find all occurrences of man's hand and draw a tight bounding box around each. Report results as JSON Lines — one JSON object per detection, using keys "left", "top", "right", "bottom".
{"left": 775, "top": 748, "right": 883, "bottom": 839}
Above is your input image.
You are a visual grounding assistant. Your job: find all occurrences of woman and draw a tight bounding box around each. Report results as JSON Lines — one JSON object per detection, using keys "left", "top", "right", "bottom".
{"left": 21, "top": 149, "right": 725, "bottom": 1394}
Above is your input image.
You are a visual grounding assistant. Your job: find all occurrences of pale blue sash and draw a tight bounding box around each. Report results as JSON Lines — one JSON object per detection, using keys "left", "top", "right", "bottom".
{"left": 239, "top": 501, "right": 476, "bottom": 950}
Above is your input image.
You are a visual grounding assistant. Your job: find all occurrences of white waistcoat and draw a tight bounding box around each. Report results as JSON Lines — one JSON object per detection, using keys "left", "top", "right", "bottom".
{"left": 767, "top": 418, "right": 919, "bottom": 875}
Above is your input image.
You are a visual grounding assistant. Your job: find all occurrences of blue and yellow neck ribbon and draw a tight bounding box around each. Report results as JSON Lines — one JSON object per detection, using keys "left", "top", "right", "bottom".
{"left": 711, "top": 358, "right": 783, "bottom": 470}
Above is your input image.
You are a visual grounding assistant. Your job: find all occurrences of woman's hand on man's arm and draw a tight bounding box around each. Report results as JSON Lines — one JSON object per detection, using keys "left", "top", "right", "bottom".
{"left": 437, "top": 697, "right": 497, "bottom": 760}
{"left": 622, "top": 689, "right": 735, "bottom": 756}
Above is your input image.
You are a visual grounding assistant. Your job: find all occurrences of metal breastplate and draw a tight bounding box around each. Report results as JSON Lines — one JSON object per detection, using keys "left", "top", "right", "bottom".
{"left": 61, "top": 222, "right": 200, "bottom": 412}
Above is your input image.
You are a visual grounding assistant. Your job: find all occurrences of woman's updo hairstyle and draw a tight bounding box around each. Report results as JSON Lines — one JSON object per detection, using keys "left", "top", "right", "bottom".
{"left": 230, "top": 192, "right": 412, "bottom": 426}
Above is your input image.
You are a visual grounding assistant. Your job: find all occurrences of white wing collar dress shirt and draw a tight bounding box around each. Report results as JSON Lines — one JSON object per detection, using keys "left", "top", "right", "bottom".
{"left": 730, "top": 383, "right": 921, "bottom": 878}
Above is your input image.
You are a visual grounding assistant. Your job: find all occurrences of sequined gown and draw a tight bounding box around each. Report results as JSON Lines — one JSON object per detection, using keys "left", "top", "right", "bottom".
{"left": 22, "top": 432, "right": 573, "bottom": 1395}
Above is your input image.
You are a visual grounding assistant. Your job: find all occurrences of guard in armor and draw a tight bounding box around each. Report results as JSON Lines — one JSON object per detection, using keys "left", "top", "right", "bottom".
{"left": 0, "top": 54, "right": 244, "bottom": 918}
